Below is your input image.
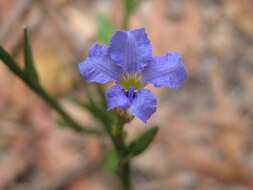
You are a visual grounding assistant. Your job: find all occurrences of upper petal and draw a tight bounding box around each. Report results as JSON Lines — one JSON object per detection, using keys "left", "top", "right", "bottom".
{"left": 142, "top": 52, "right": 187, "bottom": 89}
{"left": 129, "top": 89, "right": 157, "bottom": 123}
{"left": 109, "top": 28, "right": 152, "bottom": 74}
{"left": 79, "top": 43, "right": 122, "bottom": 84}
{"left": 106, "top": 85, "right": 130, "bottom": 110}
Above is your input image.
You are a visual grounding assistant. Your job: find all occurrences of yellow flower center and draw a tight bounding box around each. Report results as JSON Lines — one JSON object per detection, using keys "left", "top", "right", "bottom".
{"left": 120, "top": 73, "right": 145, "bottom": 90}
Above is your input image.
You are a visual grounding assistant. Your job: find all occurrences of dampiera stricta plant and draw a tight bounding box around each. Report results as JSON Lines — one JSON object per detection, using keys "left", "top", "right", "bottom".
{"left": 79, "top": 28, "right": 187, "bottom": 123}
{"left": 0, "top": 25, "right": 187, "bottom": 190}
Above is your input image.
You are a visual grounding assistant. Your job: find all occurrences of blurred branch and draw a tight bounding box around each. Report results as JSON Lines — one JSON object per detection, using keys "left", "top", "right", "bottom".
{"left": 10, "top": 7, "right": 47, "bottom": 57}
{"left": 0, "top": 0, "right": 34, "bottom": 44}
{"left": 10, "top": 161, "right": 100, "bottom": 190}
{"left": 173, "top": 140, "right": 253, "bottom": 185}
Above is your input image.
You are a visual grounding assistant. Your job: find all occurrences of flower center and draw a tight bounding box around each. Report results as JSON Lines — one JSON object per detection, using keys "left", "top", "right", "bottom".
{"left": 120, "top": 73, "right": 145, "bottom": 90}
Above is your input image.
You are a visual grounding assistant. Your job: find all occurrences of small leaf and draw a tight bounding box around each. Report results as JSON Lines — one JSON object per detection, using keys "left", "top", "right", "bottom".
{"left": 23, "top": 27, "right": 39, "bottom": 83}
{"left": 127, "top": 127, "right": 158, "bottom": 156}
{"left": 103, "top": 149, "right": 119, "bottom": 172}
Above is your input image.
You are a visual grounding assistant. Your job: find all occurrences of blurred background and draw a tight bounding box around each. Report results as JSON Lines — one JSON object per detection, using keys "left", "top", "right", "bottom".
{"left": 0, "top": 0, "right": 253, "bottom": 189}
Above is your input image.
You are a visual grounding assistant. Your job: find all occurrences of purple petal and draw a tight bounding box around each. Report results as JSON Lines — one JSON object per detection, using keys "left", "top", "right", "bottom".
{"left": 143, "top": 52, "right": 187, "bottom": 89}
{"left": 109, "top": 28, "right": 152, "bottom": 74}
{"left": 106, "top": 85, "right": 130, "bottom": 110}
{"left": 127, "top": 86, "right": 135, "bottom": 102}
{"left": 79, "top": 43, "right": 122, "bottom": 84}
{"left": 129, "top": 89, "right": 157, "bottom": 123}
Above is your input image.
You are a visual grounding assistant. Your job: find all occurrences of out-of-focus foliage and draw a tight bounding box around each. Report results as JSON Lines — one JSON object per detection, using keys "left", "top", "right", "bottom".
{"left": 96, "top": 13, "right": 115, "bottom": 44}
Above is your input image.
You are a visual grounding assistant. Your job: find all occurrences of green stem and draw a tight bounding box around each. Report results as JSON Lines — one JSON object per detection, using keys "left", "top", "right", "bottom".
{"left": 112, "top": 119, "right": 132, "bottom": 190}
{"left": 119, "top": 161, "right": 131, "bottom": 190}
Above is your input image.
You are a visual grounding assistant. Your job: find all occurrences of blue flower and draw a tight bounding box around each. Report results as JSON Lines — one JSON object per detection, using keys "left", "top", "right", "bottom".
{"left": 79, "top": 28, "right": 187, "bottom": 123}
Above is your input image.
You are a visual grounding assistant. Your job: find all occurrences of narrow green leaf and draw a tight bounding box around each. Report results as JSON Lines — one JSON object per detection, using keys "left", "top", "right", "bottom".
{"left": 24, "top": 27, "right": 39, "bottom": 83}
{"left": 127, "top": 127, "right": 158, "bottom": 156}
{"left": 0, "top": 45, "right": 27, "bottom": 80}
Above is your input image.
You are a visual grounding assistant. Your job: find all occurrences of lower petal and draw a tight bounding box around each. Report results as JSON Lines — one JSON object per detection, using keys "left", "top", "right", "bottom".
{"left": 129, "top": 89, "right": 157, "bottom": 123}
{"left": 106, "top": 85, "right": 130, "bottom": 110}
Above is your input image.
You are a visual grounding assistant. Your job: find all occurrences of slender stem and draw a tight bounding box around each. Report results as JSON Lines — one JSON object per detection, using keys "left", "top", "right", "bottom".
{"left": 119, "top": 161, "right": 131, "bottom": 190}
{"left": 112, "top": 119, "right": 132, "bottom": 190}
